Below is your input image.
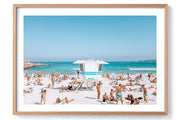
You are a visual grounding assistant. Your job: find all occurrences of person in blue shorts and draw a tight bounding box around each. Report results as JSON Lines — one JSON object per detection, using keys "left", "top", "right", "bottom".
{"left": 141, "top": 85, "right": 148, "bottom": 103}
{"left": 116, "top": 84, "right": 124, "bottom": 104}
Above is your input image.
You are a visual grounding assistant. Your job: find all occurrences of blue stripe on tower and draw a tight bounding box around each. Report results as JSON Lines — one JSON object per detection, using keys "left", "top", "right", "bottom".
{"left": 85, "top": 72, "right": 102, "bottom": 75}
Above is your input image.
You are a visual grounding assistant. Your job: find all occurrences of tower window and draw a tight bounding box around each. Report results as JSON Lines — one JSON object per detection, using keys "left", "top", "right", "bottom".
{"left": 98, "top": 64, "right": 102, "bottom": 71}
{"left": 80, "top": 64, "right": 84, "bottom": 71}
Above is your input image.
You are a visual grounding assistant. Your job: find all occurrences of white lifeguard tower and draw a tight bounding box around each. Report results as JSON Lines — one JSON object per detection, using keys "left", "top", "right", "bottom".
{"left": 73, "top": 59, "right": 108, "bottom": 91}
{"left": 73, "top": 59, "right": 108, "bottom": 81}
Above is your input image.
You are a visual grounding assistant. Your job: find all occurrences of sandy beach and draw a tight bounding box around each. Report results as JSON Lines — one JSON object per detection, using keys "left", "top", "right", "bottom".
{"left": 23, "top": 72, "right": 157, "bottom": 105}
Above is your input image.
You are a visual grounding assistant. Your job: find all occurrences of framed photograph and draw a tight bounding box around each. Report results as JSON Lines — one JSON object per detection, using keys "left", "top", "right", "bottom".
{"left": 13, "top": 4, "right": 168, "bottom": 115}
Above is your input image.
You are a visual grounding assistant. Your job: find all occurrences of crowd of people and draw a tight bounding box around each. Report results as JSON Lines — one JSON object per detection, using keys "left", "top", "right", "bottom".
{"left": 97, "top": 72, "right": 157, "bottom": 104}
{"left": 24, "top": 71, "right": 157, "bottom": 105}
{"left": 97, "top": 82, "right": 148, "bottom": 104}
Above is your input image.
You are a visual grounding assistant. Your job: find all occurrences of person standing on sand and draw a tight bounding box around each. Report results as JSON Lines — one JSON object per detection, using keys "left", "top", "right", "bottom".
{"left": 127, "top": 73, "right": 130, "bottom": 79}
{"left": 27, "top": 76, "right": 31, "bottom": 81}
{"left": 141, "top": 85, "right": 148, "bottom": 103}
{"left": 97, "top": 81, "right": 101, "bottom": 100}
{"left": 51, "top": 74, "right": 55, "bottom": 87}
{"left": 110, "top": 89, "right": 116, "bottom": 102}
{"left": 25, "top": 73, "right": 28, "bottom": 78}
{"left": 140, "top": 73, "right": 142, "bottom": 78}
{"left": 41, "top": 89, "right": 47, "bottom": 104}
{"left": 115, "top": 84, "right": 124, "bottom": 104}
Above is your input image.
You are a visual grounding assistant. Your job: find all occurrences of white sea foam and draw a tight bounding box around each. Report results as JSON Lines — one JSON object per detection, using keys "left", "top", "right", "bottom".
{"left": 129, "top": 68, "right": 156, "bottom": 71}
{"left": 72, "top": 68, "right": 80, "bottom": 70}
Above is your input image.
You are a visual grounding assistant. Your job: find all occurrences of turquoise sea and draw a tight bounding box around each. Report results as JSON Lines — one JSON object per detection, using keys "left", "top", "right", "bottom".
{"left": 24, "top": 61, "right": 156, "bottom": 74}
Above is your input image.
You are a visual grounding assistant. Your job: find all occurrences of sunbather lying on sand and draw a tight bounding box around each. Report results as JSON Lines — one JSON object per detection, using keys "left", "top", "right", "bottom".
{"left": 148, "top": 72, "right": 155, "bottom": 78}
{"left": 60, "top": 85, "right": 74, "bottom": 92}
{"left": 69, "top": 79, "right": 79, "bottom": 84}
{"left": 61, "top": 85, "right": 67, "bottom": 92}
{"left": 150, "top": 78, "right": 157, "bottom": 83}
{"left": 63, "top": 74, "right": 69, "bottom": 80}
{"left": 64, "top": 97, "right": 74, "bottom": 104}
{"left": 126, "top": 81, "right": 133, "bottom": 86}
{"left": 112, "top": 82, "right": 119, "bottom": 88}
{"left": 135, "top": 77, "right": 139, "bottom": 81}
{"left": 56, "top": 97, "right": 64, "bottom": 104}
{"left": 55, "top": 79, "right": 62, "bottom": 84}
{"left": 71, "top": 77, "right": 76, "bottom": 80}
{"left": 26, "top": 82, "right": 30, "bottom": 86}
{"left": 127, "top": 80, "right": 134, "bottom": 85}
{"left": 67, "top": 85, "right": 74, "bottom": 91}
{"left": 152, "top": 91, "right": 157, "bottom": 96}
{"left": 125, "top": 94, "right": 134, "bottom": 104}
{"left": 23, "top": 88, "right": 33, "bottom": 94}
{"left": 125, "top": 94, "right": 142, "bottom": 105}
{"left": 37, "top": 80, "right": 43, "bottom": 85}
{"left": 128, "top": 88, "right": 138, "bottom": 92}
{"left": 134, "top": 98, "right": 140, "bottom": 105}
{"left": 47, "top": 84, "right": 51, "bottom": 88}
{"left": 135, "top": 80, "right": 141, "bottom": 85}
{"left": 37, "top": 73, "right": 42, "bottom": 78}
{"left": 149, "top": 85, "right": 155, "bottom": 89}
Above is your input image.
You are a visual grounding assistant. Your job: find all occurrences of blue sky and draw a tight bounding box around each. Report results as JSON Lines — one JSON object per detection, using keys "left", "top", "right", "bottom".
{"left": 24, "top": 16, "right": 156, "bottom": 62}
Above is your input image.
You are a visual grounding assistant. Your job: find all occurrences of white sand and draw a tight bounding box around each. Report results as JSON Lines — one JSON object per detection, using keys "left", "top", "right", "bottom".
{"left": 23, "top": 74, "right": 157, "bottom": 105}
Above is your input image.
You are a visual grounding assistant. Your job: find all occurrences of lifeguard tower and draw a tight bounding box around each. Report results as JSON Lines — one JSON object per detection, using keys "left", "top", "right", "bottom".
{"left": 73, "top": 59, "right": 108, "bottom": 81}
{"left": 73, "top": 59, "right": 108, "bottom": 91}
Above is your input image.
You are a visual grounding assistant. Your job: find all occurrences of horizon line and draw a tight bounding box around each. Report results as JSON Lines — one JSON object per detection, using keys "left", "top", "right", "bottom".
{"left": 29, "top": 60, "right": 156, "bottom": 62}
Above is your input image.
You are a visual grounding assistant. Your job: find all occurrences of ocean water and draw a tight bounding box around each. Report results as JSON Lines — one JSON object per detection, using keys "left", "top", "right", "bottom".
{"left": 24, "top": 61, "right": 156, "bottom": 74}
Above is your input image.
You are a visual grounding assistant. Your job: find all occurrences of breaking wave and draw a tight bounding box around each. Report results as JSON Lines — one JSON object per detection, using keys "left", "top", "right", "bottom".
{"left": 129, "top": 68, "right": 156, "bottom": 71}
{"left": 72, "top": 68, "right": 80, "bottom": 70}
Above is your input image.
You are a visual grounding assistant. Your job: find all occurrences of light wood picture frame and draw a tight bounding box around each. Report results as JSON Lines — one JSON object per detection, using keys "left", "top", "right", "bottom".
{"left": 13, "top": 4, "right": 168, "bottom": 115}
